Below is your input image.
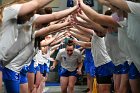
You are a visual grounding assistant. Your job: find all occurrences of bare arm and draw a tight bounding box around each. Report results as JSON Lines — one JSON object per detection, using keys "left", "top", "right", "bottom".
{"left": 34, "top": 5, "right": 78, "bottom": 24}
{"left": 50, "top": 43, "right": 61, "bottom": 52}
{"left": 40, "top": 37, "right": 55, "bottom": 47}
{"left": 74, "top": 25, "right": 94, "bottom": 35}
{"left": 106, "top": 0, "right": 131, "bottom": 13}
{"left": 19, "top": 0, "right": 54, "bottom": 16}
{"left": 75, "top": 17, "right": 95, "bottom": 29}
{"left": 50, "top": 60, "right": 58, "bottom": 70}
{"left": 51, "top": 36, "right": 65, "bottom": 46}
{"left": 73, "top": 39, "right": 91, "bottom": 48}
{"left": 35, "top": 21, "right": 70, "bottom": 37}
{"left": 77, "top": 62, "right": 83, "bottom": 75}
{"left": 69, "top": 28, "right": 91, "bottom": 37}
{"left": 69, "top": 31, "right": 91, "bottom": 42}
{"left": 76, "top": 13, "right": 107, "bottom": 33}
{"left": 79, "top": 0, "right": 119, "bottom": 27}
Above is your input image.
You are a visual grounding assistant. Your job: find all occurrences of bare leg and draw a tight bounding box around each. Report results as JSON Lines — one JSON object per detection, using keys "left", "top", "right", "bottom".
{"left": 88, "top": 76, "right": 94, "bottom": 93}
{"left": 27, "top": 72, "right": 35, "bottom": 93}
{"left": 20, "top": 83, "right": 28, "bottom": 93}
{"left": 68, "top": 76, "right": 77, "bottom": 93}
{"left": 113, "top": 74, "right": 121, "bottom": 93}
{"left": 87, "top": 74, "right": 90, "bottom": 91}
{"left": 129, "top": 78, "right": 140, "bottom": 93}
{"left": 60, "top": 76, "right": 69, "bottom": 93}
{"left": 98, "top": 84, "right": 111, "bottom": 93}
{"left": 36, "top": 72, "right": 43, "bottom": 93}
{"left": 119, "top": 74, "right": 129, "bottom": 93}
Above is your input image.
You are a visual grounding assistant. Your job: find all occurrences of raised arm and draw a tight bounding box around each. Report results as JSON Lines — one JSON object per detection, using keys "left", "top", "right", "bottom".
{"left": 105, "top": 0, "right": 131, "bottom": 13}
{"left": 69, "top": 28, "right": 91, "bottom": 38}
{"left": 76, "top": 12, "right": 107, "bottom": 33}
{"left": 35, "top": 21, "right": 70, "bottom": 37}
{"left": 69, "top": 31, "right": 91, "bottom": 42}
{"left": 34, "top": 5, "right": 79, "bottom": 24}
{"left": 78, "top": 0, "right": 119, "bottom": 27}
{"left": 51, "top": 36, "right": 65, "bottom": 46}
{"left": 40, "top": 37, "right": 56, "bottom": 47}
{"left": 19, "top": 0, "right": 54, "bottom": 16}
{"left": 73, "top": 39, "right": 91, "bottom": 48}
{"left": 74, "top": 25, "right": 94, "bottom": 35}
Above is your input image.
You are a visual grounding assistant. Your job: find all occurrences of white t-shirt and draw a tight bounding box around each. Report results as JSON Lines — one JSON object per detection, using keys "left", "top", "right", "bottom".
{"left": 36, "top": 50, "right": 48, "bottom": 65}
{"left": 0, "top": 4, "right": 23, "bottom": 63}
{"left": 91, "top": 33, "right": 111, "bottom": 67}
{"left": 126, "top": 1, "right": 140, "bottom": 48}
{"left": 118, "top": 18, "right": 140, "bottom": 72}
{"left": 1, "top": 4, "right": 39, "bottom": 73}
{"left": 56, "top": 48, "right": 82, "bottom": 71}
{"left": 105, "top": 13, "right": 128, "bottom": 66}
{"left": 6, "top": 41, "right": 35, "bottom": 73}
{"left": 105, "top": 33, "right": 127, "bottom": 66}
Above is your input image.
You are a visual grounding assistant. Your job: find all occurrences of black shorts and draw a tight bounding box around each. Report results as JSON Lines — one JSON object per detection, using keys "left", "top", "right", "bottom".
{"left": 96, "top": 75, "right": 112, "bottom": 84}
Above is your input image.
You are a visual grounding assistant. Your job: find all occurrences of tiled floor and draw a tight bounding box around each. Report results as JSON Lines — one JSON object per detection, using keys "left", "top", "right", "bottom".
{"left": 1, "top": 82, "right": 87, "bottom": 93}
{"left": 43, "top": 85, "right": 87, "bottom": 93}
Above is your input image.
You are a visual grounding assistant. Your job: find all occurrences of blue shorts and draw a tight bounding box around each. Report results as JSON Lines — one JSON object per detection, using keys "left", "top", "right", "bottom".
{"left": 96, "top": 61, "right": 115, "bottom": 77}
{"left": 85, "top": 62, "right": 95, "bottom": 77}
{"left": 0, "top": 60, "right": 3, "bottom": 71}
{"left": 59, "top": 67, "right": 78, "bottom": 77}
{"left": 35, "top": 66, "right": 40, "bottom": 73}
{"left": 28, "top": 60, "right": 36, "bottom": 73}
{"left": 44, "top": 63, "right": 50, "bottom": 73}
{"left": 3, "top": 79, "right": 20, "bottom": 93}
{"left": 3, "top": 67, "right": 20, "bottom": 93}
{"left": 20, "top": 72, "right": 28, "bottom": 84}
{"left": 20, "top": 66, "right": 28, "bottom": 84}
{"left": 114, "top": 61, "right": 129, "bottom": 74}
{"left": 129, "top": 62, "right": 140, "bottom": 79}
{"left": 0, "top": 64, "right": 3, "bottom": 71}
{"left": 39, "top": 64, "right": 44, "bottom": 74}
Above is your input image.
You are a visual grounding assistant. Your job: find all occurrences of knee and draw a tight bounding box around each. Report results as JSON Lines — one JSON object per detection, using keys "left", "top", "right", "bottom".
{"left": 61, "top": 88, "right": 67, "bottom": 93}
{"left": 68, "top": 85, "right": 74, "bottom": 90}
{"left": 114, "top": 84, "right": 120, "bottom": 92}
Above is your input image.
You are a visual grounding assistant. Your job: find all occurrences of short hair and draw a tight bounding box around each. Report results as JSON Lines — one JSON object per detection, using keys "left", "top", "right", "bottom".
{"left": 66, "top": 40, "right": 75, "bottom": 48}
{"left": 44, "top": 7, "right": 52, "bottom": 14}
{"left": 36, "top": 8, "right": 46, "bottom": 15}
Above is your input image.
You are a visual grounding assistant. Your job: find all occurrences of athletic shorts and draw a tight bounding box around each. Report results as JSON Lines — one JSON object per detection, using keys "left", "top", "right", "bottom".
{"left": 35, "top": 66, "right": 40, "bottom": 74}
{"left": 0, "top": 64, "right": 3, "bottom": 71}
{"left": 59, "top": 67, "right": 78, "bottom": 77}
{"left": 96, "top": 61, "right": 115, "bottom": 77}
{"left": 129, "top": 62, "right": 140, "bottom": 79}
{"left": 28, "top": 60, "right": 36, "bottom": 73}
{"left": 0, "top": 60, "right": 3, "bottom": 71}
{"left": 43, "top": 63, "right": 50, "bottom": 77}
{"left": 20, "top": 72, "right": 28, "bottom": 84}
{"left": 84, "top": 62, "right": 95, "bottom": 77}
{"left": 96, "top": 75, "right": 112, "bottom": 84}
{"left": 114, "top": 61, "right": 129, "bottom": 74}
{"left": 3, "top": 67, "right": 20, "bottom": 93}
{"left": 39, "top": 64, "right": 44, "bottom": 74}
{"left": 3, "top": 79, "right": 20, "bottom": 93}
{"left": 20, "top": 66, "right": 28, "bottom": 84}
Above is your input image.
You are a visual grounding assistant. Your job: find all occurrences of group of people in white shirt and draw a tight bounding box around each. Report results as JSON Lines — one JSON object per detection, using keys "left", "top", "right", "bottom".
{"left": 0, "top": 0, "right": 140, "bottom": 93}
